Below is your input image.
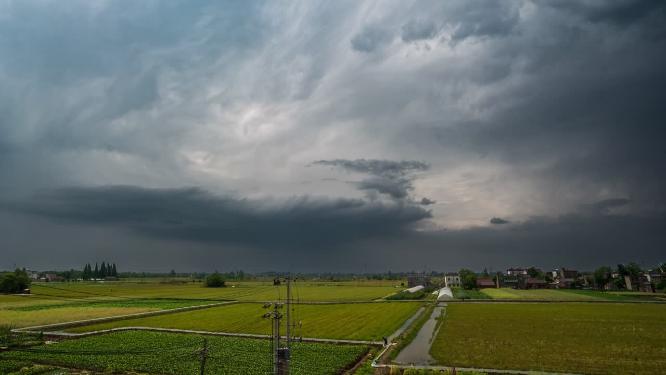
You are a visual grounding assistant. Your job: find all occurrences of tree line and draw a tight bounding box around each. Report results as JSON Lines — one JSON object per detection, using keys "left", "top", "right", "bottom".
{"left": 82, "top": 262, "right": 118, "bottom": 280}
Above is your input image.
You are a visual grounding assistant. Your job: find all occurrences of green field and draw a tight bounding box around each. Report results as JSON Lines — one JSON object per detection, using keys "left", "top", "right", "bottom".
{"left": 431, "top": 303, "right": 666, "bottom": 374}
{"left": 0, "top": 299, "right": 216, "bottom": 328}
{"left": 479, "top": 287, "right": 666, "bottom": 301}
{"left": 0, "top": 331, "right": 368, "bottom": 374}
{"left": 67, "top": 302, "right": 422, "bottom": 341}
{"left": 12, "top": 280, "right": 400, "bottom": 303}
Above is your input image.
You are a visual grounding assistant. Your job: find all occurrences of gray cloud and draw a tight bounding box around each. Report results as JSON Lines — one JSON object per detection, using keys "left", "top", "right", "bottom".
{"left": 350, "top": 26, "right": 393, "bottom": 52}
{"left": 490, "top": 217, "right": 510, "bottom": 225}
{"left": 313, "top": 159, "right": 429, "bottom": 200}
{"left": 401, "top": 19, "right": 438, "bottom": 42}
{"left": 420, "top": 197, "right": 436, "bottom": 206}
{"left": 1, "top": 1, "right": 665, "bottom": 271}
{"left": 2, "top": 185, "right": 431, "bottom": 249}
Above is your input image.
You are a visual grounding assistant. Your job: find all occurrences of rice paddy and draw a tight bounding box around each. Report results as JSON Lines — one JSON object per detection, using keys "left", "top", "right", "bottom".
{"left": 66, "top": 302, "right": 422, "bottom": 341}
{"left": 431, "top": 303, "right": 666, "bottom": 374}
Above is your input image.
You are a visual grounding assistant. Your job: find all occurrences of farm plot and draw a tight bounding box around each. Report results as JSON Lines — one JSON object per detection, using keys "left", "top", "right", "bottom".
{"left": 26, "top": 280, "right": 400, "bottom": 302}
{"left": 0, "top": 299, "right": 213, "bottom": 328}
{"left": 67, "top": 302, "right": 422, "bottom": 341}
{"left": 431, "top": 303, "right": 666, "bottom": 374}
{"left": 479, "top": 288, "right": 603, "bottom": 300}
{"left": 1, "top": 330, "right": 368, "bottom": 374}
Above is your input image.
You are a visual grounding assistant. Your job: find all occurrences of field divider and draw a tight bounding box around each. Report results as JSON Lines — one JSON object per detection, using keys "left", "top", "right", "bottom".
{"left": 26, "top": 326, "right": 384, "bottom": 346}
{"left": 12, "top": 301, "right": 238, "bottom": 334}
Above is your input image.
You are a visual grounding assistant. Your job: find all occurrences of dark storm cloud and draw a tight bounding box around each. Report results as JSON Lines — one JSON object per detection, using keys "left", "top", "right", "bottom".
{"left": 313, "top": 159, "right": 429, "bottom": 200}
{"left": 490, "top": 217, "right": 510, "bottom": 225}
{"left": 2, "top": 185, "right": 431, "bottom": 249}
{"left": 367, "top": 212, "right": 666, "bottom": 272}
{"left": 548, "top": 0, "right": 666, "bottom": 26}
{"left": 1, "top": 1, "right": 666, "bottom": 271}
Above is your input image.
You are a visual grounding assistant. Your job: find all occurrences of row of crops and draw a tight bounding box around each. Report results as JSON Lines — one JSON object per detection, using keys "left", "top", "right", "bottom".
{"left": 1, "top": 331, "right": 369, "bottom": 374}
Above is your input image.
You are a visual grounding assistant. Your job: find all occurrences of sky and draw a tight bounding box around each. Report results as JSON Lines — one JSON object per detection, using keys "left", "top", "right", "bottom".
{"left": 1, "top": 0, "right": 665, "bottom": 272}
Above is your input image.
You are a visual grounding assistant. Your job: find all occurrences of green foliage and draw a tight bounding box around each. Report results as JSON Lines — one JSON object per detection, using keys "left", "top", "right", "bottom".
{"left": 527, "top": 267, "right": 543, "bottom": 278}
{"left": 452, "top": 288, "right": 490, "bottom": 299}
{"left": 0, "top": 331, "right": 368, "bottom": 374}
{"left": 593, "top": 266, "right": 612, "bottom": 289}
{"left": 0, "top": 269, "right": 31, "bottom": 294}
{"left": 458, "top": 269, "right": 477, "bottom": 290}
{"left": 205, "top": 272, "right": 226, "bottom": 288}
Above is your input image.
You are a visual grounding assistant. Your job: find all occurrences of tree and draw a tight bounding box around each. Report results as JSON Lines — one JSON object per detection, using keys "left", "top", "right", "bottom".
{"left": 170, "top": 269, "right": 176, "bottom": 277}
{"left": 481, "top": 268, "right": 489, "bottom": 277}
{"left": 593, "top": 266, "right": 612, "bottom": 290}
{"left": 205, "top": 272, "right": 226, "bottom": 288}
{"left": 527, "top": 267, "right": 543, "bottom": 278}
{"left": 94, "top": 263, "right": 99, "bottom": 279}
{"left": 100, "top": 262, "right": 107, "bottom": 278}
{"left": 112, "top": 263, "right": 118, "bottom": 277}
{"left": 625, "top": 262, "right": 642, "bottom": 277}
{"left": 459, "top": 269, "right": 477, "bottom": 290}
{"left": 0, "top": 269, "right": 31, "bottom": 294}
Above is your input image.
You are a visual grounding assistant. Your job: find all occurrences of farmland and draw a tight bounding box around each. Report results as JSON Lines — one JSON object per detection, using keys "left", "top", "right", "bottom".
{"left": 67, "top": 302, "right": 422, "bottom": 341}
{"left": 19, "top": 280, "right": 400, "bottom": 302}
{"left": 0, "top": 330, "right": 368, "bottom": 374}
{"left": 0, "top": 299, "right": 214, "bottom": 328}
{"left": 431, "top": 303, "right": 666, "bottom": 374}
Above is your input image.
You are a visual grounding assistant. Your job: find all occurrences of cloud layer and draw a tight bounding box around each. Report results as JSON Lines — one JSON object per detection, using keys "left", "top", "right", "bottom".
{"left": 1, "top": 1, "right": 665, "bottom": 270}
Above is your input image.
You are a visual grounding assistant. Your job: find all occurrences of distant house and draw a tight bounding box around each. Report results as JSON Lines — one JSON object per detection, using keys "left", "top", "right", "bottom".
{"left": 407, "top": 273, "right": 431, "bottom": 288}
{"left": 444, "top": 273, "right": 461, "bottom": 288}
{"left": 506, "top": 268, "right": 528, "bottom": 277}
{"left": 476, "top": 278, "right": 496, "bottom": 288}
{"left": 558, "top": 268, "right": 579, "bottom": 279}
{"left": 40, "top": 273, "right": 64, "bottom": 282}
{"left": 518, "top": 277, "right": 548, "bottom": 289}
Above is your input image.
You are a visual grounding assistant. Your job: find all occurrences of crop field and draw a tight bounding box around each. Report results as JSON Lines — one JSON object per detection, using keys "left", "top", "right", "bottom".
{"left": 0, "top": 299, "right": 215, "bottom": 328}
{"left": 0, "top": 330, "right": 368, "bottom": 374}
{"left": 478, "top": 288, "right": 601, "bottom": 300}
{"left": 16, "top": 280, "right": 401, "bottom": 302}
{"left": 478, "top": 288, "right": 666, "bottom": 301}
{"left": 431, "top": 303, "right": 666, "bottom": 374}
{"left": 67, "top": 302, "right": 422, "bottom": 341}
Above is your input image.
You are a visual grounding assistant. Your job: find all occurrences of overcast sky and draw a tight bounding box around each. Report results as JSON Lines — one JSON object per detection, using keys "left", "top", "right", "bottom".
{"left": 1, "top": 0, "right": 665, "bottom": 272}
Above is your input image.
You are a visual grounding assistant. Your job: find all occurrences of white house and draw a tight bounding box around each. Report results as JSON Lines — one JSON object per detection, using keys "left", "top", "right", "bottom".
{"left": 444, "top": 273, "right": 461, "bottom": 288}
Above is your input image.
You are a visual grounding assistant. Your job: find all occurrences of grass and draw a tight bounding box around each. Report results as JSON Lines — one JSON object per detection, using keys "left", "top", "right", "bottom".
{"left": 430, "top": 303, "right": 666, "bottom": 374}
{"left": 67, "top": 302, "right": 422, "bottom": 341}
{"left": 0, "top": 330, "right": 368, "bottom": 374}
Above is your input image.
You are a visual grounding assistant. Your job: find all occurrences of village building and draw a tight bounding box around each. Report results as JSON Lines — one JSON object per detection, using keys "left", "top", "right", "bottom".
{"left": 443, "top": 273, "right": 461, "bottom": 288}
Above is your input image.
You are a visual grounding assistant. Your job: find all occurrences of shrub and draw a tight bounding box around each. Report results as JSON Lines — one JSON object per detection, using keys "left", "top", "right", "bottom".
{"left": 205, "top": 272, "right": 226, "bottom": 288}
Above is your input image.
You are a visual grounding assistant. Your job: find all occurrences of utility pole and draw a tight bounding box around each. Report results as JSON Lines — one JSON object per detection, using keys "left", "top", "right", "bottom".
{"left": 263, "top": 275, "right": 294, "bottom": 375}
{"left": 199, "top": 338, "right": 208, "bottom": 375}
